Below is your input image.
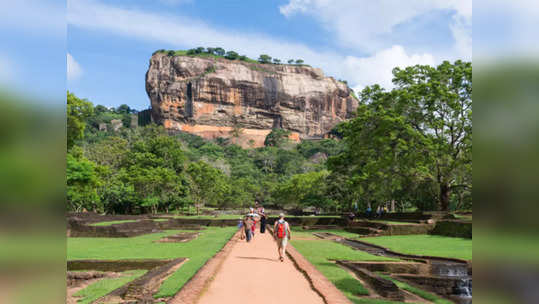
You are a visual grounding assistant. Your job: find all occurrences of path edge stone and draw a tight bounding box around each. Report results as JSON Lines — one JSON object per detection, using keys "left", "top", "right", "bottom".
{"left": 168, "top": 230, "right": 241, "bottom": 304}
{"left": 269, "top": 226, "right": 353, "bottom": 304}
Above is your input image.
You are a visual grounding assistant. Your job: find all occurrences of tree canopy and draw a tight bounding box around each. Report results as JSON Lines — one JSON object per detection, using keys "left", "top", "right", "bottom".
{"left": 67, "top": 60, "right": 471, "bottom": 214}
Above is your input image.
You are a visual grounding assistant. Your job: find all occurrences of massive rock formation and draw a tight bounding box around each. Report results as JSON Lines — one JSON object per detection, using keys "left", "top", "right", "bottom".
{"left": 146, "top": 53, "right": 358, "bottom": 147}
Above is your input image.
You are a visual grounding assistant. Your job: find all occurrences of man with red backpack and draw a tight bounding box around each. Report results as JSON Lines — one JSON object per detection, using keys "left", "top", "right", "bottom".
{"left": 273, "top": 213, "right": 291, "bottom": 262}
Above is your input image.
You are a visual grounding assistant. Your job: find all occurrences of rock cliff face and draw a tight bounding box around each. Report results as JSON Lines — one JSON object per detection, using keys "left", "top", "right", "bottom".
{"left": 146, "top": 53, "right": 358, "bottom": 147}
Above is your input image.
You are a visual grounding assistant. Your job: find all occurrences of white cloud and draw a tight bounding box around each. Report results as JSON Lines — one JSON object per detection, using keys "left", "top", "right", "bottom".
{"left": 67, "top": 53, "right": 83, "bottom": 81}
{"left": 450, "top": 15, "right": 472, "bottom": 60}
{"left": 0, "top": 0, "right": 65, "bottom": 36}
{"left": 279, "top": 0, "right": 471, "bottom": 58}
{"left": 343, "top": 45, "right": 435, "bottom": 92}
{"left": 67, "top": 0, "right": 439, "bottom": 94}
{"left": 67, "top": 0, "right": 343, "bottom": 74}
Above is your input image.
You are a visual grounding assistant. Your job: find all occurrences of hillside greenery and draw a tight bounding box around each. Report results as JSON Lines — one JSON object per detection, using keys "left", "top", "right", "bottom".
{"left": 67, "top": 60, "right": 471, "bottom": 214}
{"left": 153, "top": 47, "right": 309, "bottom": 66}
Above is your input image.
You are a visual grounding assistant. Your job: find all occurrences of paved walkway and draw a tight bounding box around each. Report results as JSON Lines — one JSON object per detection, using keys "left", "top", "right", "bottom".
{"left": 197, "top": 229, "right": 324, "bottom": 304}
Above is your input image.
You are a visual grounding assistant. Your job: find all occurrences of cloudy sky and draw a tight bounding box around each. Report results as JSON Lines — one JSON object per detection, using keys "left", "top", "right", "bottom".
{"left": 66, "top": 0, "right": 471, "bottom": 110}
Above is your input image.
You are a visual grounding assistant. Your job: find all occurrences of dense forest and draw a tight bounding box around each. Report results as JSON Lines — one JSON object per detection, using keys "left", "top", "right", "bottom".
{"left": 67, "top": 61, "right": 471, "bottom": 214}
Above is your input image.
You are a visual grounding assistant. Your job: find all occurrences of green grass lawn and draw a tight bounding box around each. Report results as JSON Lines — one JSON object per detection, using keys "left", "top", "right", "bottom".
{"left": 454, "top": 214, "right": 472, "bottom": 220}
{"left": 73, "top": 270, "right": 146, "bottom": 304}
{"left": 361, "top": 235, "right": 472, "bottom": 260}
{"left": 68, "top": 227, "right": 237, "bottom": 298}
{"left": 292, "top": 228, "right": 360, "bottom": 239}
{"left": 172, "top": 214, "right": 243, "bottom": 220}
{"left": 291, "top": 238, "right": 396, "bottom": 302}
{"left": 367, "top": 220, "right": 416, "bottom": 225}
{"left": 89, "top": 220, "right": 139, "bottom": 226}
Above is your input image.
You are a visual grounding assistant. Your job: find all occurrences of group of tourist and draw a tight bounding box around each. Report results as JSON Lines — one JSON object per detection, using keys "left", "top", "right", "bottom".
{"left": 347, "top": 204, "right": 391, "bottom": 222}
{"left": 238, "top": 201, "right": 291, "bottom": 262}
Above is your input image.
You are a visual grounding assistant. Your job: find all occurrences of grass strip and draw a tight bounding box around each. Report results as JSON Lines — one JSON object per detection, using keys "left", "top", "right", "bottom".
{"left": 89, "top": 220, "right": 139, "bottom": 226}
{"left": 361, "top": 235, "right": 472, "bottom": 260}
{"left": 68, "top": 227, "right": 237, "bottom": 298}
{"left": 74, "top": 270, "right": 146, "bottom": 304}
{"left": 291, "top": 238, "right": 395, "bottom": 302}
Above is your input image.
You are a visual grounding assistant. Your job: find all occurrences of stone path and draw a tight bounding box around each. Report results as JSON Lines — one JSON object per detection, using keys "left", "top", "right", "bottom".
{"left": 196, "top": 230, "right": 324, "bottom": 304}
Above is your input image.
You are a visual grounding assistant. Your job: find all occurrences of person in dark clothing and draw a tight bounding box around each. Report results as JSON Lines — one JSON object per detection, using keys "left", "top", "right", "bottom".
{"left": 258, "top": 205, "right": 266, "bottom": 233}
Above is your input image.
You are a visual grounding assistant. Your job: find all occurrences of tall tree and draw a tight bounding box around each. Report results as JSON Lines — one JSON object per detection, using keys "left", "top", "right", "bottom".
{"left": 258, "top": 54, "right": 272, "bottom": 64}
{"left": 391, "top": 60, "right": 472, "bottom": 210}
{"left": 67, "top": 91, "right": 94, "bottom": 149}
{"left": 214, "top": 47, "right": 225, "bottom": 56}
{"left": 334, "top": 61, "right": 472, "bottom": 211}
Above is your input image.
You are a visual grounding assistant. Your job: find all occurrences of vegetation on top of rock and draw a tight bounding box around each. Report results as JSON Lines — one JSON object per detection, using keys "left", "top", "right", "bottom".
{"left": 153, "top": 47, "right": 309, "bottom": 66}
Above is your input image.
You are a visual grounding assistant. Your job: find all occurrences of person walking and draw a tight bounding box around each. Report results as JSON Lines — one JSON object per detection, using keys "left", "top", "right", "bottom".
{"left": 243, "top": 215, "right": 254, "bottom": 242}
{"left": 273, "top": 213, "right": 291, "bottom": 262}
{"left": 258, "top": 206, "right": 267, "bottom": 233}
{"left": 238, "top": 216, "right": 245, "bottom": 240}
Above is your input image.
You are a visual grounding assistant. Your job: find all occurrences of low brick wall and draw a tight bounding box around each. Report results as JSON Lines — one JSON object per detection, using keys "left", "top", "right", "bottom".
{"left": 431, "top": 220, "right": 472, "bottom": 238}
{"left": 336, "top": 261, "right": 404, "bottom": 301}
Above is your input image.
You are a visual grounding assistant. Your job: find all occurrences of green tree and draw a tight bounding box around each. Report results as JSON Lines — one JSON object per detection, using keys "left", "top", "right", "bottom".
{"left": 333, "top": 60, "right": 472, "bottom": 211}
{"left": 115, "top": 104, "right": 131, "bottom": 114}
{"left": 187, "top": 161, "right": 228, "bottom": 210}
{"left": 274, "top": 171, "right": 330, "bottom": 209}
{"left": 214, "top": 47, "right": 225, "bottom": 56}
{"left": 295, "top": 59, "right": 304, "bottom": 65}
{"left": 264, "top": 128, "right": 291, "bottom": 147}
{"left": 258, "top": 54, "right": 272, "bottom": 64}
{"left": 273, "top": 58, "right": 281, "bottom": 64}
{"left": 67, "top": 91, "right": 94, "bottom": 149}
{"left": 391, "top": 60, "right": 472, "bottom": 210}
{"left": 67, "top": 148, "right": 101, "bottom": 212}
{"left": 195, "top": 47, "right": 205, "bottom": 54}
{"left": 225, "top": 51, "right": 239, "bottom": 60}
{"left": 288, "top": 59, "right": 294, "bottom": 64}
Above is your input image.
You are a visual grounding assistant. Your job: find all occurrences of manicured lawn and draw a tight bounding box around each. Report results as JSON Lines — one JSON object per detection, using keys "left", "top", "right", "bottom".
{"left": 361, "top": 235, "right": 472, "bottom": 260}
{"left": 89, "top": 220, "right": 139, "bottom": 226}
{"left": 291, "top": 238, "right": 396, "bottom": 302}
{"left": 68, "top": 227, "right": 237, "bottom": 298}
{"left": 292, "top": 228, "right": 360, "bottom": 239}
{"left": 367, "top": 220, "right": 416, "bottom": 225}
{"left": 74, "top": 270, "right": 146, "bottom": 304}
{"left": 173, "top": 214, "right": 243, "bottom": 220}
{"left": 454, "top": 214, "right": 472, "bottom": 220}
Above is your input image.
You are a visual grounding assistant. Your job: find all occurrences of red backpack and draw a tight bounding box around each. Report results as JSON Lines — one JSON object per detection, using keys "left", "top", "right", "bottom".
{"left": 277, "top": 222, "right": 286, "bottom": 238}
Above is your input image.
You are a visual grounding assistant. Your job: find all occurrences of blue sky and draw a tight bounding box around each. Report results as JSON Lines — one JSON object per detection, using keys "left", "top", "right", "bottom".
{"left": 64, "top": 0, "right": 471, "bottom": 110}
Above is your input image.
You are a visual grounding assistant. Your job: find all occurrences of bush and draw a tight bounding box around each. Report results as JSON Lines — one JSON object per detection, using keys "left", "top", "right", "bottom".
{"left": 225, "top": 51, "right": 239, "bottom": 60}
{"left": 258, "top": 54, "right": 272, "bottom": 64}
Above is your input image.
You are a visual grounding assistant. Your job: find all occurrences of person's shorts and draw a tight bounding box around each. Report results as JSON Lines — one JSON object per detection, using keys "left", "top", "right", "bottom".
{"left": 276, "top": 236, "right": 288, "bottom": 249}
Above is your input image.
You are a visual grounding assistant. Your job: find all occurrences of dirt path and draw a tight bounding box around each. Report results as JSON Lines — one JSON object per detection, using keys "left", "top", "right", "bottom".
{"left": 197, "top": 230, "right": 324, "bottom": 304}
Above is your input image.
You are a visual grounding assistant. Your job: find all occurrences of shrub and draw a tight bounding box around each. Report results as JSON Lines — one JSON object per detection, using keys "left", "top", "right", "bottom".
{"left": 258, "top": 54, "right": 272, "bottom": 64}
{"left": 225, "top": 51, "right": 239, "bottom": 60}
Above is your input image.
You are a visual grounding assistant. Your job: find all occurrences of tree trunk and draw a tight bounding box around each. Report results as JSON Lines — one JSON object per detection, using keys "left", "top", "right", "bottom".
{"left": 439, "top": 183, "right": 451, "bottom": 211}
{"left": 391, "top": 200, "right": 396, "bottom": 212}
